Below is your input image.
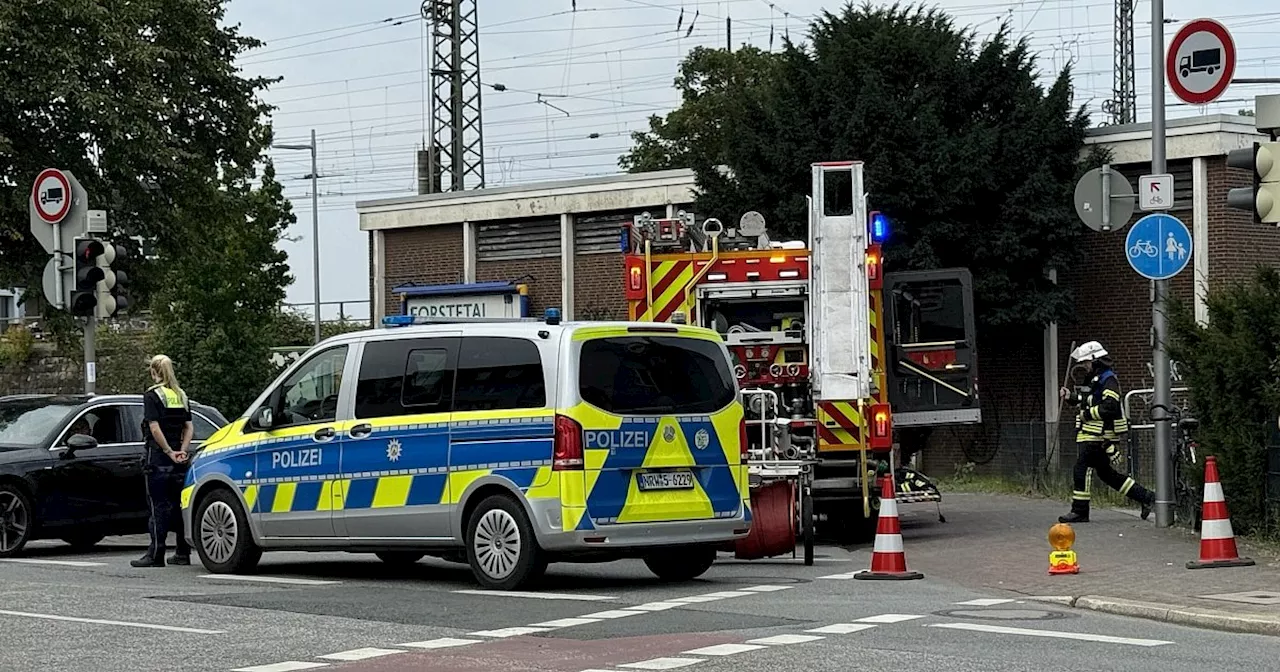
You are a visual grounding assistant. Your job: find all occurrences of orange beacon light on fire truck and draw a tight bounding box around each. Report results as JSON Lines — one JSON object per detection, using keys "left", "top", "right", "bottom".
{"left": 869, "top": 403, "right": 892, "bottom": 450}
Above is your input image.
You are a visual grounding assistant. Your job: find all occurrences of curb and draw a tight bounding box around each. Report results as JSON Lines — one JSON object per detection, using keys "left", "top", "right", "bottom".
{"left": 1046, "top": 595, "right": 1280, "bottom": 637}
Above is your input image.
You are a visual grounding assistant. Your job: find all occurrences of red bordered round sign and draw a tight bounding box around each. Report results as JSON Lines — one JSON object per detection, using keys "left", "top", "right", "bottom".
{"left": 1166, "top": 19, "right": 1236, "bottom": 106}
{"left": 31, "top": 168, "right": 72, "bottom": 224}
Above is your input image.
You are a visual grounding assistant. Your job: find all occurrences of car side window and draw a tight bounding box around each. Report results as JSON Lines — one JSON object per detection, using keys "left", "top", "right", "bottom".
{"left": 453, "top": 337, "right": 546, "bottom": 412}
{"left": 277, "top": 345, "right": 349, "bottom": 427}
{"left": 60, "top": 406, "right": 125, "bottom": 446}
{"left": 192, "top": 414, "right": 219, "bottom": 441}
{"left": 120, "top": 405, "right": 145, "bottom": 443}
{"left": 354, "top": 338, "right": 455, "bottom": 419}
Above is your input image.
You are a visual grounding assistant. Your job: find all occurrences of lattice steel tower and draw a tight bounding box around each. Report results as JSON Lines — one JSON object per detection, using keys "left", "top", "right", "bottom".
{"left": 421, "top": 0, "right": 485, "bottom": 192}
{"left": 1103, "top": 0, "right": 1137, "bottom": 125}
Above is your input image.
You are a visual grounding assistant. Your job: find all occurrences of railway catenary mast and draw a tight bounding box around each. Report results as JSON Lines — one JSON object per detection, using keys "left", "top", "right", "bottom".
{"left": 620, "top": 161, "right": 981, "bottom": 559}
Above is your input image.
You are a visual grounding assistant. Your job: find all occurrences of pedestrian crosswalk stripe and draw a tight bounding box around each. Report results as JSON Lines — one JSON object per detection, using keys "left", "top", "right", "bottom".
{"left": 925, "top": 623, "right": 1173, "bottom": 646}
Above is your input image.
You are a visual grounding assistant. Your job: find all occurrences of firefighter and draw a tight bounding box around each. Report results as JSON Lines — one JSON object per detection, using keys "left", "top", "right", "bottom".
{"left": 1058, "top": 341, "right": 1154, "bottom": 524}
{"left": 131, "top": 355, "right": 194, "bottom": 568}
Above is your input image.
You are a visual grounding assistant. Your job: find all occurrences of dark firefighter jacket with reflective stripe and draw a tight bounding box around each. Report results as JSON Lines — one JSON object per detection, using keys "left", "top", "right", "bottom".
{"left": 1075, "top": 369, "right": 1128, "bottom": 443}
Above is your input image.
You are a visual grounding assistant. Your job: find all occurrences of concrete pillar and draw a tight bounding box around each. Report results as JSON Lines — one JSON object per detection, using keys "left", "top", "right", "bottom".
{"left": 463, "top": 221, "right": 477, "bottom": 283}
{"left": 561, "top": 213, "right": 575, "bottom": 319}
{"left": 371, "top": 230, "right": 386, "bottom": 326}
{"left": 1043, "top": 267, "right": 1060, "bottom": 468}
{"left": 1192, "top": 157, "right": 1209, "bottom": 327}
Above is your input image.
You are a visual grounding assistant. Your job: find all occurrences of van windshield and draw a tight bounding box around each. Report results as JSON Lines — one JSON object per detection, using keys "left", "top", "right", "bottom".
{"left": 578, "top": 336, "right": 736, "bottom": 415}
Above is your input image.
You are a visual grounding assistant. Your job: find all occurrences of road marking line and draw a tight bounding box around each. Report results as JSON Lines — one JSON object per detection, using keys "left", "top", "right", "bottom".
{"left": 954, "top": 598, "right": 1015, "bottom": 607}
{"left": 398, "top": 638, "right": 482, "bottom": 649}
{"left": 0, "top": 558, "right": 106, "bottom": 567}
{"left": 582, "top": 609, "right": 646, "bottom": 619}
{"left": 925, "top": 623, "right": 1174, "bottom": 647}
{"left": 666, "top": 595, "right": 727, "bottom": 603}
{"left": 746, "top": 634, "right": 825, "bottom": 645}
{"left": 231, "top": 663, "right": 329, "bottom": 672}
{"left": 856, "top": 614, "right": 925, "bottom": 624}
{"left": 453, "top": 589, "right": 616, "bottom": 601}
{"left": 531, "top": 617, "right": 602, "bottom": 627}
{"left": 806, "top": 623, "right": 878, "bottom": 634}
{"left": 0, "top": 609, "right": 223, "bottom": 634}
{"left": 317, "top": 648, "right": 404, "bottom": 661}
{"left": 628, "top": 601, "right": 685, "bottom": 611}
{"left": 198, "top": 574, "right": 339, "bottom": 586}
{"left": 817, "top": 572, "right": 857, "bottom": 580}
{"left": 693, "top": 591, "right": 755, "bottom": 599}
{"left": 468, "top": 626, "right": 553, "bottom": 638}
{"left": 618, "top": 657, "right": 704, "bottom": 669}
{"left": 741, "top": 585, "right": 791, "bottom": 592}
{"left": 682, "top": 643, "right": 767, "bottom": 656}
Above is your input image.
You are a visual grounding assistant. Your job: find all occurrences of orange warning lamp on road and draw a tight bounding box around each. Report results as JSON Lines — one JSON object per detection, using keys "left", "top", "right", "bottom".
{"left": 1048, "top": 523, "right": 1079, "bottom": 575}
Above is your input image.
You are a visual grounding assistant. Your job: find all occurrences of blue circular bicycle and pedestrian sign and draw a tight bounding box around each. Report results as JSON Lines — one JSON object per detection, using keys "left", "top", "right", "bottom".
{"left": 1126, "top": 213, "right": 1193, "bottom": 280}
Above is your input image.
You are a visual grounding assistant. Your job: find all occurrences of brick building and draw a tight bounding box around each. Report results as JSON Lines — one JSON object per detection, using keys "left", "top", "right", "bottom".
{"left": 356, "top": 114, "right": 1274, "bottom": 478}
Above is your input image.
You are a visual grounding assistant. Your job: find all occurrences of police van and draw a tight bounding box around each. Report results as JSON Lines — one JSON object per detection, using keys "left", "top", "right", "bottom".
{"left": 181, "top": 310, "right": 750, "bottom": 590}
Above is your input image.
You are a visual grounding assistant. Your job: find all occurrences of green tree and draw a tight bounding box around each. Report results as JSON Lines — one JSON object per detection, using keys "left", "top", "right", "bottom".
{"left": 1169, "top": 268, "right": 1280, "bottom": 534}
{"left": 0, "top": 0, "right": 274, "bottom": 304}
{"left": 622, "top": 3, "right": 1091, "bottom": 330}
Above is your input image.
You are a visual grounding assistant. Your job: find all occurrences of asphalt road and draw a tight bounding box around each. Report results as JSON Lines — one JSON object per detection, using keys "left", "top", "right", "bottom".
{"left": 0, "top": 531, "right": 1274, "bottom": 672}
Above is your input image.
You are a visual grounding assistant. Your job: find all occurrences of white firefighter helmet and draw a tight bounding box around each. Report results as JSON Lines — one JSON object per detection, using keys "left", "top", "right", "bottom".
{"left": 1069, "top": 341, "right": 1109, "bottom": 363}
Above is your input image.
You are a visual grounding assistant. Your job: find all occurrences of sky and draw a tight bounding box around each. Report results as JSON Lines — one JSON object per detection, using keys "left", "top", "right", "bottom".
{"left": 222, "top": 0, "right": 1280, "bottom": 322}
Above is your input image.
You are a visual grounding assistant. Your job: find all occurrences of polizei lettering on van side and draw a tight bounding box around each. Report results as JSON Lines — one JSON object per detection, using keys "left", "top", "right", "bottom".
{"left": 584, "top": 430, "right": 652, "bottom": 449}
{"left": 271, "top": 448, "right": 322, "bottom": 469}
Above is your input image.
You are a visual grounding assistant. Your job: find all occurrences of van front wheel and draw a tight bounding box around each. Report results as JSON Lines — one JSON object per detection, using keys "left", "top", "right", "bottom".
{"left": 644, "top": 546, "right": 717, "bottom": 582}
{"left": 465, "top": 495, "right": 545, "bottom": 590}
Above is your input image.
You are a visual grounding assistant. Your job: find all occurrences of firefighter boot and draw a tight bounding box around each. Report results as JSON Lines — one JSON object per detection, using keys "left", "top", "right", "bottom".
{"left": 1058, "top": 499, "right": 1089, "bottom": 524}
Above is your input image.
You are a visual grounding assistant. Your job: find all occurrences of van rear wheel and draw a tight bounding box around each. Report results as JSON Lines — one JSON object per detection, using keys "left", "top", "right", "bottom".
{"left": 465, "top": 495, "right": 545, "bottom": 590}
{"left": 644, "top": 546, "right": 717, "bottom": 582}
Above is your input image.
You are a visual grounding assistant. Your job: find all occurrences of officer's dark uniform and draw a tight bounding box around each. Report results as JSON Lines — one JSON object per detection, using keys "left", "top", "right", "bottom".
{"left": 131, "top": 384, "right": 193, "bottom": 567}
{"left": 1059, "top": 361, "right": 1155, "bottom": 523}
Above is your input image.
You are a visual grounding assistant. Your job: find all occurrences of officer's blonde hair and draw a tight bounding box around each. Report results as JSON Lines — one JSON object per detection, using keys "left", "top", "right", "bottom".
{"left": 149, "top": 355, "right": 185, "bottom": 400}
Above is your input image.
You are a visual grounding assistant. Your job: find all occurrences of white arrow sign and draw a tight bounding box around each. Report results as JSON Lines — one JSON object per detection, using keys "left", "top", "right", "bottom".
{"left": 1139, "top": 174, "right": 1174, "bottom": 212}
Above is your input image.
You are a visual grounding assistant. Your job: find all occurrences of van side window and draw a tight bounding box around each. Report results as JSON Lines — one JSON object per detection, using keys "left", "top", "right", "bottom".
{"left": 355, "top": 339, "right": 454, "bottom": 419}
{"left": 453, "top": 337, "right": 546, "bottom": 412}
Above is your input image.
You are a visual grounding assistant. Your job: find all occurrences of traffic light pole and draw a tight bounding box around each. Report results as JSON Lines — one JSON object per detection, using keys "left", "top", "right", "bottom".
{"left": 83, "top": 315, "right": 96, "bottom": 395}
{"left": 1150, "top": 0, "right": 1173, "bottom": 528}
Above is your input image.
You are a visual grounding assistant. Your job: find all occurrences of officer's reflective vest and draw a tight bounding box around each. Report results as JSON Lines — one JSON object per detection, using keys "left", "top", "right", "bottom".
{"left": 1075, "top": 369, "right": 1128, "bottom": 442}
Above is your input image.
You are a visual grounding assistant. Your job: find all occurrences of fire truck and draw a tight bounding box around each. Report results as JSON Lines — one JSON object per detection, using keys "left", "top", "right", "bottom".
{"left": 620, "top": 161, "right": 981, "bottom": 563}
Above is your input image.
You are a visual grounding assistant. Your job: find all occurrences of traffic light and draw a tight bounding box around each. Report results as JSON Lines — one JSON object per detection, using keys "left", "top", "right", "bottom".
{"left": 70, "top": 237, "right": 105, "bottom": 316}
{"left": 95, "top": 242, "right": 130, "bottom": 318}
{"left": 1226, "top": 141, "right": 1280, "bottom": 224}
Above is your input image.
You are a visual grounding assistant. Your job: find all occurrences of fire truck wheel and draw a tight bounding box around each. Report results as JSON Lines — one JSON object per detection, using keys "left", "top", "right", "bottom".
{"left": 643, "top": 546, "right": 717, "bottom": 582}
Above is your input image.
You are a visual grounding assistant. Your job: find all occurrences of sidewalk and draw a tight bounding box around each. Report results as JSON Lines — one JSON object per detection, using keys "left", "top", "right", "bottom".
{"left": 889, "top": 492, "right": 1280, "bottom": 635}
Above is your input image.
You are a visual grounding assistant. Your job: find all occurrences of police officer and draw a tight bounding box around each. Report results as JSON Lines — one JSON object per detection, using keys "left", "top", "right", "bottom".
{"left": 1059, "top": 341, "right": 1155, "bottom": 523}
{"left": 131, "top": 355, "right": 194, "bottom": 568}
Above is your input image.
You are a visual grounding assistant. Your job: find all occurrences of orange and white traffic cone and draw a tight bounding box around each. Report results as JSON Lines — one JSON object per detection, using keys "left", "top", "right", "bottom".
{"left": 855, "top": 473, "right": 923, "bottom": 580}
{"left": 1187, "top": 456, "right": 1255, "bottom": 570}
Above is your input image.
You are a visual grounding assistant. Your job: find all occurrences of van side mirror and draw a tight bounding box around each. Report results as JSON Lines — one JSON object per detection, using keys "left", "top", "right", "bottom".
{"left": 251, "top": 406, "right": 274, "bottom": 431}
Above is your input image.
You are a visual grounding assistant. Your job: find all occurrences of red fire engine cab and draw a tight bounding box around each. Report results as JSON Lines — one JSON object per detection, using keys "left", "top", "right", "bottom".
{"left": 620, "top": 161, "right": 980, "bottom": 559}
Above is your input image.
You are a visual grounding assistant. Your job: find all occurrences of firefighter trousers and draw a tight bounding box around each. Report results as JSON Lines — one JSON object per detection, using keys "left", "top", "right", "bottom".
{"left": 1069, "top": 440, "right": 1153, "bottom": 516}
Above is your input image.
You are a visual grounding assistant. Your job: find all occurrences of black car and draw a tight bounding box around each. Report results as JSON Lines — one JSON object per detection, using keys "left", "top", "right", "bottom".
{"left": 0, "top": 394, "right": 228, "bottom": 557}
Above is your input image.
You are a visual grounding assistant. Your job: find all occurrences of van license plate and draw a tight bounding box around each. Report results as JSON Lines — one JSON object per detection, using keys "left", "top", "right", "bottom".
{"left": 637, "top": 471, "right": 695, "bottom": 491}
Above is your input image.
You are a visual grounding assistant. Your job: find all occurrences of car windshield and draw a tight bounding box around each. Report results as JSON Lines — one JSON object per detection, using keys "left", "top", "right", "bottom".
{"left": 0, "top": 400, "right": 79, "bottom": 447}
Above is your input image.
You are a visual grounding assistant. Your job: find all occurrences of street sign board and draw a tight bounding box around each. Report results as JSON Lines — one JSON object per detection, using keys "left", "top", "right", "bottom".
{"left": 1074, "top": 166, "right": 1135, "bottom": 232}
{"left": 29, "top": 169, "right": 88, "bottom": 254}
{"left": 1139, "top": 173, "right": 1174, "bottom": 211}
{"left": 1167, "top": 19, "right": 1236, "bottom": 106}
{"left": 41, "top": 256, "right": 67, "bottom": 309}
{"left": 31, "top": 168, "right": 72, "bottom": 224}
{"left": 1126, "top": 213, "right": 1193, "bottom": 280}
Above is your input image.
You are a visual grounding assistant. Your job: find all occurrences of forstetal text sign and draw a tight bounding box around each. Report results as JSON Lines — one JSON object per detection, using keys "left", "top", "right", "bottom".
{"left": 405, "top": 294, "right": 517, "bottom": 319}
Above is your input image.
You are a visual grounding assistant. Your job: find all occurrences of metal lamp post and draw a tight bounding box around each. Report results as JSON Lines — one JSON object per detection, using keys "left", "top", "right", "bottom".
{"left": 273, "top": 129, "right": 322, "bottom": 344}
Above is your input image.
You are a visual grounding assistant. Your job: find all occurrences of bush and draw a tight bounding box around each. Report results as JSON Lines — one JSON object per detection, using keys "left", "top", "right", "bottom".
{"left": 1169, "top": 267, "right": 1280, "bottom": 534}
{"left": 0, "top": 326, "right": 36, "bottom": 367}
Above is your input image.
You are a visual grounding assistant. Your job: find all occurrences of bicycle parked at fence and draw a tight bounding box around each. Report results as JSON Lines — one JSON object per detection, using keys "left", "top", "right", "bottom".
{"left": 1150, "top": 403, "right": 1202, "bottom": 528}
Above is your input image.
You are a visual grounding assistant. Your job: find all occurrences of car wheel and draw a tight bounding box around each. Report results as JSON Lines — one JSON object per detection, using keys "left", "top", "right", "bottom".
{"left": 465, "top": 495, "right": 545, "bottom": 590}
{"left": 0, "top": 484, "right": 34, "bottom": 558}
{"left": 194, "top": 488, "right": 261, "bottom": 573}
{"left": 60, "top": 532, "right": 105, "bottom": 551}
{"left": 375, "top": 551, "right": 425, "bottom": 566}
{"left": 643, "top": 546, "right": 717, "bottom": 582}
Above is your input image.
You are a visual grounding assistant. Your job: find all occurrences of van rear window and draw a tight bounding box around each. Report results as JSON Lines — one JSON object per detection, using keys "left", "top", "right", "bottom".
{"left": 578, "top": 336, "right": 736, "bottom": 415}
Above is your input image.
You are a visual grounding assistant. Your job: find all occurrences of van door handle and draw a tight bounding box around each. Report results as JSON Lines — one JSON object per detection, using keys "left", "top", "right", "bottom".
{"left": 313, "top": 427, "right": 336, "bottom": 442}
{"left": 349, "top": 423, "right": 373, "bottom": 439}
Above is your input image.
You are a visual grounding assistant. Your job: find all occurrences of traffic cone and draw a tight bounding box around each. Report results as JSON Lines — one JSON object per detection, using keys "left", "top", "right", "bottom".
{"left": 1187, "top": 456, "right": 1255, "bottom": 570}
{"left": 855, "top": 473, "right": 923, "bottom": 580}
